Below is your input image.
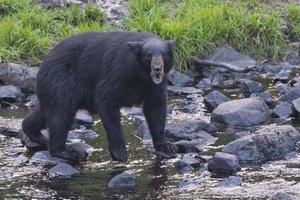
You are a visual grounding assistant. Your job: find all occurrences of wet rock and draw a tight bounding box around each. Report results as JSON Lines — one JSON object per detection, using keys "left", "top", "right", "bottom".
{"left": 0, "top": 128, "right": 19, "bottom": 137}
{"left": 73, "top": 110, "right": 94, "bottom": 129}
{"left": 272, "top": 192, "right": 295, "bottom": 200}
{"left": 168, "top": 69, "right": 194, "bottom": 87}
{"left": 259, "top": 62, "right": 294, "bottom": 82}
{"left": 68, "top": 129, "right": 98, "bottom": 141}
{"left": 0, "top": 63, "right": 38, "bottom": 93}
{"left": 208, "top": 152, "right": 240, "bottom": 175}
{"left": 25, "top": 95, "right": 38, "bottom": 108}
{"left": 206, "top": 46, "right": 257, "bottom": 70}
{"left": 292, "top": 97, "right": 300, "bottom": 114}
{"left": 174, "top": 160, "right": 193, "bottom": 174}
{"left": 180, "top": 153, "right": 201, "bottom": 167}
{"left": 168, "top": 86, "right": 202, "bottom": 95}
{"left": 277, "top": 83, "right": 290, "bottom": 96}
{"left": 239, "top": 79, "right": 264, "bottom": 97}
{"left": 174, "top": 137, "right": 215, "bottom": 153}
{"left": 166, "top": 120, "right": 217, "bottom": 138}
{"left": 218, "top": 176, "right": 241, "bottom": 187}
{"left": 66, "top": 142, "right": 94, "bottom": 160}
{"left": 204, "top": 90, "right": 230, "bottom": 110}
{"left": 279, "top": 87, "right": 300, "bottom": 103}
{"left": 211, "top": 98, "right": 270, "bottom": 127}
{"left": 272, "top": 102, "right": 293, "bottom": 119}
{"left": 49, "top": 163, "right": 80, "bottom": 178}
{"left": 211, "top": 77, "right": 237, "bottom": 89}
{"left": 177, "top": 181, "right": 198, "bottom": 190}
{"left": 196, "top": 78, "right": 211, "bottom": 91}
{"left": 108, "top": 172, "right": 136, "bottom": 190}
{"left": 223, "top": 125, "right": 300, "bottom": 164}
{"left": 0, "top": 85, "right": 22, "bottom": 102}
{"left": 31, "top": 151, "right": 66, "bottom": 166}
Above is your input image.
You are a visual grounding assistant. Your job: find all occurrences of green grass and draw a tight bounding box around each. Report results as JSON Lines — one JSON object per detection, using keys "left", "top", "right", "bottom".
{"left": 126, "top": 0, "right": 289, "bottom": 71}
{"left": 0, "top": 0, "right": 106, "bottom": 65}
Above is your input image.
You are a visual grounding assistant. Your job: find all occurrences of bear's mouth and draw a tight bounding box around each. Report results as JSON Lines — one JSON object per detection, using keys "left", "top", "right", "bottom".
{"left": 151, "top": 56, "right": 164, "bottom": 85}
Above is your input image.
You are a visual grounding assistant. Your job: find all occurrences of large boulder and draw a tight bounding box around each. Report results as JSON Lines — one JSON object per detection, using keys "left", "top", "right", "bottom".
{"left": 211, "top": 98, "right": 270, "bottom": 127}
{"left": 223, "top": 125, "right": 300, "bottom": 164}
{"left": 0, "top": 63, "right": 38, "bottom": 93}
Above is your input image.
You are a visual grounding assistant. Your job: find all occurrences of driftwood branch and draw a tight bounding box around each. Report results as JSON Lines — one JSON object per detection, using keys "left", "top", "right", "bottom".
{"left": 193, "top": 58, "right": 256, "bottom": 72}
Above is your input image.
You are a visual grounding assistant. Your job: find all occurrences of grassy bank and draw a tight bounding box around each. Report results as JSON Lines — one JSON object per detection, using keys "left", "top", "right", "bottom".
{"left": 1, "top": 0, "right": 300, "bottom": 71}
{"left": 0, "top": 0, "right": 106, "bottom": 65}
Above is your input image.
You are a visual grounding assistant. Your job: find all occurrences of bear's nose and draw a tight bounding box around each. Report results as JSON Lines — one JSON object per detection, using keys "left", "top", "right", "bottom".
{"left": 154, "top": 65, "right": 161, "bottom": 73}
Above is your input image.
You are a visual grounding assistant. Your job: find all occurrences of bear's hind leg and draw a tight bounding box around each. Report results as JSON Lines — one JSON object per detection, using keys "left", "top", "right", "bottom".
{"left": 47, "top": 109, "right": 78, "bottom": 162}
{"left": 22, "top": 108, "right": 47, "bottom": 148}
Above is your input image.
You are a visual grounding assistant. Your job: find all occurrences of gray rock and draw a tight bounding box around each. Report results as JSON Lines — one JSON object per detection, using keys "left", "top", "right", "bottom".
{"left": 292, "top": 97, "right": 300, "bottom": 114}
{"left": 174, "top": 137, "right": 214, "bottom": 153}
{"left": 204, "top": 90, "right": 230, "bottom": 110}
{"left": 218, "top": 176, "right": 241, "bottom": 187}
{"left": 0, "top": 85, "right": 22, "bottom": 102}
{"left": 279, "top": 87, "right": 300, "bottom": 103}
{"left": 0, "top": 128, "right": 19, "bottom": 137}
{"left": 290, "top": 76, "right": 300, "bottom": 87}
{"left": 174, "top": 160, "right": 193, "bottom": 174}
{"left": 30, "top": 151, "right": 66, "bottom": 166}
{"left": 68, "top": 129, "right": 98, "bottom": 141}
{"left": 177, "top": 181, "right": 198, "bottom": 190}
{"left": 66, "top": 142, "right": 94, "bottom": 161}
{"left": 73, "top": 110, "right": 94, "bottom": 129}
{"left": 277, "top": 83, "right": 290, "bottom": 96}
{"left": 272, "top": 102, "right": 293, "bottom": 119}
{"left": 0, "top": 63, "right": 38, "bottom": 93}
{"left": 180, "top": 153, "right": 201, "bottom": 167}
{"left": 207, "top": 46, "right": 257, "bottom": 70}
{"left": 250, "top": 91, "right": 273, "bottom": 105}
{"left": 168, "top": 69, "right": 194, "bottom": 87}
{"left": 49, "top": 163, "right": 80, "bottom": 178}
{"left": 108, "top": 172, "right": 136, "bottom": 190}
{"left": 272, "top": 192, "right": 295, "bottom": 200}
{"left": 168, "top": 86, "right": 202, "bottom": 95}
{"left": 25, "top": 95, "right": 38, "bottom": 108}
{"left": 223, "top": 125, "right": 300, "bottom": 164}
{"left": 208, "top": 152, "right": 240, "bottom": 174}
{"left": 239, "top": 79, "right": 264, "bottom": 97}
{"left": 211, "top": 98, "right": 270, "bottom": 127}
{"left": 196, "top": 78, "right": 211, "bottom": 91}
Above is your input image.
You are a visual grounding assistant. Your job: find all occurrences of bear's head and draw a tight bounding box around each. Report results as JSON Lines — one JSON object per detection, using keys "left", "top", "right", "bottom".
{"left": 128, "top": 38, "right": 176, "bottom": 84}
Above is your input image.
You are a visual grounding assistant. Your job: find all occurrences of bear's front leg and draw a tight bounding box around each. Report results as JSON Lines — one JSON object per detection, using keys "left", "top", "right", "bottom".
{"left": 97, "top": 104, "right": 128, "bottom": 162}
{"left": 143, "top": 86, "right": 177, "bottom": 159}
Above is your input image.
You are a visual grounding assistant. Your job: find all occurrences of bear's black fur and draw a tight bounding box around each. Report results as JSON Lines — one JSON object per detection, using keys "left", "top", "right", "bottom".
{"left": 22, "top": 32, "right": 177, "bottom": 162}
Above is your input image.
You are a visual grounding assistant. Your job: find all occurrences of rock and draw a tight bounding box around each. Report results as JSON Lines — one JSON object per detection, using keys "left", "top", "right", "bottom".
{"left": 208, "top": 152, "right": 240, "bottom": 175}
{"left": 211, "top": 98, "right": 270, "bottom": 127}
{"left": 174, "top": 138, "right": 214, "bottom": 153}
{"left": 207, "top": 46, "right": 257, "bottom": 70}
{"left": 25, "top": 95, "right": 38, "bottom": 108}
{"left": 290, "top": 76, "right": 300, "bottom": 87}
{"left": 108, "top": 172, "right": 136, "bottom": 190}
{"left": 68, "top": 129, "right": 98, "bottom": 141}
{"left": 177, "top": 181, "right": 198, "bottom": 190}
{"left": 73, "top": 110, "right": 94, "bottom": 129}
{"left": 168, "top": 86, "right": 202, "bottom": 95}
{"left": 168, "top": 69, "right": 194, "bottom": 87}
{"left": 218, "top": 176, "right": 241, "bottom": 187}
{"left": 203, "top": 90, "right": 230, "bottom": 110}
{"left": 174, "top": 160, "right": 193, "bottom": 174}
{"left": 49, "top": 163, "right": 80, "bottom": 178}
{"left": 272, "top": 102, "right": 293, "bottom": 119}
{"left": 292, "top": 97, "right": 300, "bottom": 114}
{"left": 279, "top": 87, "right": 300, "bottom": 103}
{"left": 166, "top": 120, "right": 217, "bottom": 138}
{"left": 0, "top": 63, "right": 38, "bottom": 93}
{"left": 250, "top": 91, "right": 273, "bottom": 105}
{"left": 239, "top": 79, "right": 264, "bottom": 97}
{"left": 0, "top": 85, "right": 22, "bottom": 102}
{"left": 277, "top": 83, "right": 290, "bottom": 96}
{"left": 134, "top": 118, "right": 152, "bottom": 142}
{"left": 180, "top": 153, "right": 201, "bottom": 167}
{"left": 196, "top": 78, "right": 211, "bottom": 91}
{"left": 272, "top": 192, "right": 295, "bottom": 200}
{"left": 0, "top": 128, "right": 19, "bottom": 137}
{"left": 223, "top": 125, "right": 300, "bottom": 164}
{"left": 66, "top": 142, "right": 94, "bottom": 161}
{"left": 30, "top": 151, "right": 66, "bottom": 166}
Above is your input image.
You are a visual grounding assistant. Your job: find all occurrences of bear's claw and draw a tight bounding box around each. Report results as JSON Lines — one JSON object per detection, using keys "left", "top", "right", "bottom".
{"left": 110, "top": 148, "right": 128, "bottom": 162}
{"left": 154, "top": 141, "right": 177, "bottom": 160}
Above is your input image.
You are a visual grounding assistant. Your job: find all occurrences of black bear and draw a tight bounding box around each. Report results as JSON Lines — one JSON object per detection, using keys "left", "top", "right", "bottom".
{"left": 22, "top": 32, "right": 177, "bottom": 162}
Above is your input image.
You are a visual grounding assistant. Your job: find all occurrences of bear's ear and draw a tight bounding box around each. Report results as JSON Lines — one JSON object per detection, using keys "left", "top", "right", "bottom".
{"left": 128, "top": 42, "right": 144, "bottom": 52}
{"left": 167, "top": 40, "right": 176, "bottom": 49}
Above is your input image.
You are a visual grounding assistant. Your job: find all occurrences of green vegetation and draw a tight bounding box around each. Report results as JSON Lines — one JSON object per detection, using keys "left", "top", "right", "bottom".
{"left": 0, "top": 0, "right": 106, "bottom": 65}
{"left": 1, "top": 0, "right": 300, "bottom": 71}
